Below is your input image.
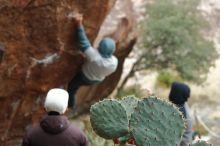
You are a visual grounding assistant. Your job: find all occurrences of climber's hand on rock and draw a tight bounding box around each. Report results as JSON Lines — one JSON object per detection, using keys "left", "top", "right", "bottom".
{"left": 73, "top": 14, "right": 83, "bottom": 26}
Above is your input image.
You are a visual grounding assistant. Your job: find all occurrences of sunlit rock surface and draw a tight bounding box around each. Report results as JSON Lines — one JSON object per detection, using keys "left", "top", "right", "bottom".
{"left": 0, "top": 0, "right": 131, "bottom": 145}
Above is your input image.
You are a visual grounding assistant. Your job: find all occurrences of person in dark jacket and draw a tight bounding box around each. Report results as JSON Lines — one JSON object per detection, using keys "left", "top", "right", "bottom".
{"left": 67, "top": 14, "right": 118, "bottom": 109}
{"left": 169, "top": 81, "right": 193, "bottom": 146}
{"left": 22, "top": 88, "right": 89, "bottom": 146}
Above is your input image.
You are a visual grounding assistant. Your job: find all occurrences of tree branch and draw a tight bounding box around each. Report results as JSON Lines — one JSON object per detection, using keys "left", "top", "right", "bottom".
{"left": 116, "top": 54, "right": 144, "bottom": 93}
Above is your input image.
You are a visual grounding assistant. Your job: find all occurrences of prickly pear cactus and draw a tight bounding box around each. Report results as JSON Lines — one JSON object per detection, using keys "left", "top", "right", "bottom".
{"left": 90, "top": 99, "right": 129, "bottom": 139}
{"left": 130, "top": 97, "right": 185, "bottom": 146}
{"left": 90, "top": 96, "right": 185, "bottom": 146}
{"left": 191, "top": 141, "right": 211, "bottom": 146}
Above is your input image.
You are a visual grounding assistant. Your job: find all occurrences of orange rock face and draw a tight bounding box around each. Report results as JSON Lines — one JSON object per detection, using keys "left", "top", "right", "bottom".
{"left": 0, "top": 0, "right": 116, "bottom": 144}
{"left": 0, "top": 0, "right": 136, "bottom": 145}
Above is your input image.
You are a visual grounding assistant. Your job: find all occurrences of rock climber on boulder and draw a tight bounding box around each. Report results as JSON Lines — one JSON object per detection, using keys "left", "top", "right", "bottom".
{"left": 67, "top": 14, "right": 118, "bottom": 109}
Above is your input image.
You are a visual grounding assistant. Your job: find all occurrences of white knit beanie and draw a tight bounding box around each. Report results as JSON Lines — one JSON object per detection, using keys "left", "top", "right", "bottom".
{"left": 44, "top": 88, "right": 69, "bottom": 114}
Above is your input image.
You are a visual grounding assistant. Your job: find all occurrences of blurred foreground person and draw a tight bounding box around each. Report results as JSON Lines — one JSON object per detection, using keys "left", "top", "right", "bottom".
{"left": 169, "top": 81, "right": 193, "bottom": 146}
{"left": 22, "top": 88, "right": 89, "bottom": 146}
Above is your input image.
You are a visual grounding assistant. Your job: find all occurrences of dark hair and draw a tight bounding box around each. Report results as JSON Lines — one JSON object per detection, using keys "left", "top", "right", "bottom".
{"left": 48, "top": 111, "right": 60, "bottom": 115}
{"left": 169, "top": 81, "right": 190, "bottom": 105}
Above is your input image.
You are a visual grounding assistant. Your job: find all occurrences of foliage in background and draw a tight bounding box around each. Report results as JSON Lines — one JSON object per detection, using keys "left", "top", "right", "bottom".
{"left": 116, "top": 85, "right": 145, "bottom": 99}
{"left": 117, "top": 0, "right": 218, "bottom": 93}
{"left": 139, "top": 0, "right": 218, "bottom": 83}
{"left": 156, "top": 70, "right": 182, "bottom": 88}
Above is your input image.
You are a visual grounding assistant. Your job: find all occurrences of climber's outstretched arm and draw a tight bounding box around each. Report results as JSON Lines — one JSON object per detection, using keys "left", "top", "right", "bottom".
{"left": 73, "top": 14, "right": 91, "bottom": 52}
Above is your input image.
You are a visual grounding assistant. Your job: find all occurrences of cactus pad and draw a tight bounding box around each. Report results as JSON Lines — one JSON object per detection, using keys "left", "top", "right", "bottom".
{"left": 120, "top": 96, "right": 139, "bottom": 120}
{"left": 90, "top": 99, "right": 129, "bottom": 139}
{"left": 130, "top": 96, "right": 185, "bottom": 146}
{"left": 191, "top": 141, "right": 211, "bottom": 146}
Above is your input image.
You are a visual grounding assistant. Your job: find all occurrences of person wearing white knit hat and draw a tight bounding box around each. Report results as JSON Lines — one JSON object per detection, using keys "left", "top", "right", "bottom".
{"left": 22, "top": 88, "right": 89, "bottom": 146}
{"left": 44, "top": 88, "right": 69, "bottom": 114}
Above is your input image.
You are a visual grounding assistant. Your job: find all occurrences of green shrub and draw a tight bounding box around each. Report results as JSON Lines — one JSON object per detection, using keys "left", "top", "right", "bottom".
{"left": 156, "top": 70, "right": 182, "bottom": 88}
{"left": 116, "top": 85, "right": 144, "bottom": 99}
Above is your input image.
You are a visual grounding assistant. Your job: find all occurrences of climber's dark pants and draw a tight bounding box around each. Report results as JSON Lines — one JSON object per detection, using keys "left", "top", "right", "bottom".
{"left": 67, "top": 72, "right": 100, "bottom": 108}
